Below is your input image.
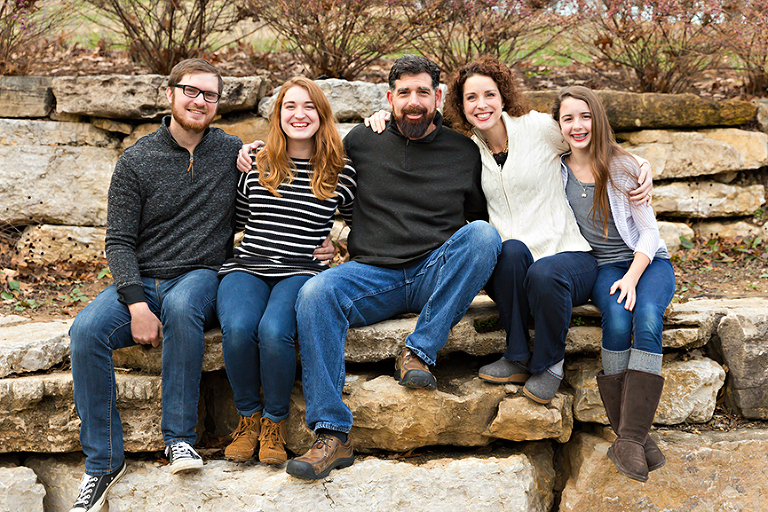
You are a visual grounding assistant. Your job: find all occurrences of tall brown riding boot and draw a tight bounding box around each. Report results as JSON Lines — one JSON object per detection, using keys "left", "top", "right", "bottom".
{"left": 596, "top": 371, "right": 666, "bottom": 471}
{"left": 606, "top": 369, "right": 665, "bottom": 482}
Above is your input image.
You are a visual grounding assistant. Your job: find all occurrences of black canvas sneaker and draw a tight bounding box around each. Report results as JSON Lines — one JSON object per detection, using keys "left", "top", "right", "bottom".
{"left": 165, "top": 442, "right": 203, "bottom": 474}
{"left": 69, "top": 461, "right": 127, "bottom": 512}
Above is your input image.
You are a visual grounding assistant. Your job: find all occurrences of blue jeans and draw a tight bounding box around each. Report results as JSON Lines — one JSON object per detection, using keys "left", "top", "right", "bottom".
{"left": 296, "top": 221, "right": 501, "bottom": 433}
{"left": 217, "top": 272, "right": 310, "bottom": 422}
{"left": 591, "top": 258, "right": 675, "bottom": 354}
{"left": 485, "top": 240, "right": 597, "bottom": 374}
{"left": 69, "top": 269, "right": 218, "bottom": 476}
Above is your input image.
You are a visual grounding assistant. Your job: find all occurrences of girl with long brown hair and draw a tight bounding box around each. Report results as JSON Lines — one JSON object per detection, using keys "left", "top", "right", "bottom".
{"left": 217, "top": 77, "right": 355, "bottom": 466}
{"left": 553, "top": 86, "right": 674, "bottom": 483}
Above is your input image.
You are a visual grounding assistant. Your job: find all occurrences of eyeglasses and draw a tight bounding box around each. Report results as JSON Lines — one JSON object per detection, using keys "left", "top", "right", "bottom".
{"left": 170, "top": 84, "right": 221, "bottom": 103}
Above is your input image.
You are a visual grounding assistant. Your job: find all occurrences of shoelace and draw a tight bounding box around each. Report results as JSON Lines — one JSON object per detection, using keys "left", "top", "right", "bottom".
{"left": 231, "top": 417, "right": 255, "bottom": 440}
{"left": 260, "top": 421, "right": 285, "bottom": 445}
{"left": 169, "top": 442, "right": 196, "bottom": 459}
{"left": 312, "top": 434, "right": 333, "bottom": 450}
{"left": 73, "top": 474, "right": 98, "bottom": 506}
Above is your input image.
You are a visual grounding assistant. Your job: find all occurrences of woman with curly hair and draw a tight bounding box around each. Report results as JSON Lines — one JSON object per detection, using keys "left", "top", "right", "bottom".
{"left": 217, "top": 76, "right": 355, "bottom": 466}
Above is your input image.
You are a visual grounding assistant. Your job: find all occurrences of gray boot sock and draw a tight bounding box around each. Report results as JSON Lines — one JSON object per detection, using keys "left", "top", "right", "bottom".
{"left": 602, "top": 348, "right": 630, "bottom": 375}
{"left": 628, "top": 349, "right": 663, "bottom": 375}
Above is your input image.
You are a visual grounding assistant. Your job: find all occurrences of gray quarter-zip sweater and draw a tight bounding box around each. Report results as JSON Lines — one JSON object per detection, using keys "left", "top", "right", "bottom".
{"left": 105, "top": 116, "right": 242, "bottom": 304}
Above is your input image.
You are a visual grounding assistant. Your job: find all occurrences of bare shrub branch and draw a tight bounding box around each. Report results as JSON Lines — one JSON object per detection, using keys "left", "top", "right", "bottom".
{"left": 569, "top": 0, "right": 724, "bottom": 93}
{"left": 717, "top": 0, "right": 768, "bottom": 96}
{"left": 403, "top": 0, "right": 582, "bottom": 75}
{"left": 82, "top": 0, "right": 257, "bottom": 75}
{"left": 242, "top": 0, "right": 433, "bottom": 80}
{"left": 0, "top": 0, "right": 70, "bottom": 75}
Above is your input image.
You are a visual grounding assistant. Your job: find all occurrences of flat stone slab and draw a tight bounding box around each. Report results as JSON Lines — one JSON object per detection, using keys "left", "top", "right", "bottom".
{"left": 0, "top": 320, "right": 73, "bottom": 378}
{"left": 27, "top": 447, "right": 555, "bottom": 512}
{"left": 525, "top": 90, "right": 756, "bottom": 130}
{"left": 0, "top": 145, "right": 118, "bottom": 226}
{"left": 620, "top": 128, "right": 768, "bottom": 180}
{"left": 0, "top": 372, "right": 163, "bottom": 454}
{"left": 560, "top": 429, "right": 768, "bottom": 512}
{"left": 0, "top": 465, "right": 45, "bottom": 512}
{"left": 654, "top": 181, "right": 765, "bottom": 217}
{"left": 52, "top": 75, "right": 270, "bottom": 120}
{"left": 0, "top": 76, "right": 53, "bottom": 118}
{"left": 0, "top": 119, "right": 119, "bottom": 148}
{"left": 15, "top": 225, "right": 106, "bottom": 265}
{"left": 566, "top": 353, "right": 725, "bottom": 425}
{"left": 281, "top": 370, "right": 574, "bottom": 454}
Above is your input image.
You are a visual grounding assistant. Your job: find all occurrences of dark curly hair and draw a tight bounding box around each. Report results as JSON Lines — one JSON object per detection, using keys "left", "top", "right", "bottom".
{"left": 444, "top": 57, "right": 527, "bottom": 135}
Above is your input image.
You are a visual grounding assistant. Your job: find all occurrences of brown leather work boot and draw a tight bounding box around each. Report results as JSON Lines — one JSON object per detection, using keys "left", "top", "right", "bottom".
{"left": 258, "top": 417, "right": 288, "bottom": 465}
{"left": 224, "top": 412, "right": 261, "bottom": 462}
{"left": 394, "top": 347, "right": 437, "bottom": 389}
{"left": 285, "top": 433, "right": 354, "bottom": 479}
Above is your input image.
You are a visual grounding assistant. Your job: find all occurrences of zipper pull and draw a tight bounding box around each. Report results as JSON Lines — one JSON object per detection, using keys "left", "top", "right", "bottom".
{"left": 187, "top": 155, "right": 194, "bottom": 178}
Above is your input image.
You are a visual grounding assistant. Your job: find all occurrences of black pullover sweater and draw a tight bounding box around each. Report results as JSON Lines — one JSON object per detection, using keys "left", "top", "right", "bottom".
{"left": 343, "top": 111, "right": 488, "bottom": 269}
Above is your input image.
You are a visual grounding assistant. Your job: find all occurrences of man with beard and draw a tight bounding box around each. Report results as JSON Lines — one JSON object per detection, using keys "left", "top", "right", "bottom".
{"left": 67, "top": 59, "right": 242, "bottom": 512}
{"left": 285, "top": 55, "right": 502, "bottom": 480}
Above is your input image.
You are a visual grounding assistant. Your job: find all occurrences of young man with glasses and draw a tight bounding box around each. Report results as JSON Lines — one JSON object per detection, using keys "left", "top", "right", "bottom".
{"left": 67, "top": 59, "right": 242, "bottom": 512}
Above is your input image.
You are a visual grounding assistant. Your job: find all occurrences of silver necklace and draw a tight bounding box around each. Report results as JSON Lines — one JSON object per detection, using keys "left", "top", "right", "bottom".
{"left": 572, "top": 172, "right": 590, "bottom": 198}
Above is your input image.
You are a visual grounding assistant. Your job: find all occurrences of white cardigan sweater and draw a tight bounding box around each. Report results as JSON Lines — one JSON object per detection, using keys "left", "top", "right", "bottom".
{"left": 473, "top": 111, "right": 591, "bottom": 261}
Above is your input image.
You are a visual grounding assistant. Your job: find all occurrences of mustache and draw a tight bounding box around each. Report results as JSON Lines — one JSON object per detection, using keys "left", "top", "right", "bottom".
{"left": 400, "top": 105, "right": 428, "bottom": 116}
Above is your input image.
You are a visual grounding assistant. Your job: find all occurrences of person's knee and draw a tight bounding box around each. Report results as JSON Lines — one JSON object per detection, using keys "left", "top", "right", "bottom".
{"left": 601, "top": 312, "right": 632, "bottom": 342}
{"left": 633, "top": 305, "right": 664, "bottom": 338}
{"left": 258, "top": 320, "right": 295, "bottom": 352}
{"left": 296, "top": 274, "right": 337, "bottom": 315}
{"left": 466, "top": 221, "right": 502, "bottom": 255}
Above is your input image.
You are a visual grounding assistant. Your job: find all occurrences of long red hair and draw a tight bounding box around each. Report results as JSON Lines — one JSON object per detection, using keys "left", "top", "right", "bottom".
{"left": 257, "top": 77, "right": 345, "bottom": 200}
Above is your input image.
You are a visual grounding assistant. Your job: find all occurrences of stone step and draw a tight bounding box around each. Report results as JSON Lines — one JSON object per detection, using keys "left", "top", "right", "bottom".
{"left": 24, "top": 446, "right": 556, "bottom": 512}
{"left": 561, "top": 428, "right": 768, "bottom": 511}
{"left": 5, "top": 427, "right": 767, "bottom": 512}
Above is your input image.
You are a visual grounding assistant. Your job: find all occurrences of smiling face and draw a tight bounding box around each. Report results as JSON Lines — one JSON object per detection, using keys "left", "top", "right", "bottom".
{"left": 280, "top": 85, "right": 320, "bottom": 145}
{"left": 386, "top": 72, "right": 441, "bottom": 140}
{"left": 462, "top": 74, "right": 504, "bottom": 132}
{"left": 558, "top": 97, "right": 593, "bottom": 152}
{"left": 167, "top": 72, "right": 219, "bottom": 133}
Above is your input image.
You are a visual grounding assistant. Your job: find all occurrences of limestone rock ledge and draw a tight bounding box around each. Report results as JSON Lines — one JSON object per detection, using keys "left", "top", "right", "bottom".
{"left": 0, "top": 319, "right": 73, "bottom": 378}
{"left": 282, "top": 372, "right": 574, "bottom": 454}
{"left": 26, "top": 447, "right": 555, "bottom": 512}
{"left": 560, "top": 429, "right": 768, "bottom": 512}
{"left": 0, "top": 372, "right": 163, "bottom": 453}
{"left": 0, "top": 464, "right": 45, "bottom": 512}
{"left": 566, "top": 354, "right": 725, "bottom": 425}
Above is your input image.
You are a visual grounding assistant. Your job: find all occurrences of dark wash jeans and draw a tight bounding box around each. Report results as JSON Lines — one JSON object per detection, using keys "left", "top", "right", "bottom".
{"left": 485, "top": 239, "right": 597, "bottom": 375}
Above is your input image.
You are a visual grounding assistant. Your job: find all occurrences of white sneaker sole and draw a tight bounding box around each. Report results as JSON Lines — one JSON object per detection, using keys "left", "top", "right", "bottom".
{"left": 169, "top": 458, "right": 203, "bottom": 474}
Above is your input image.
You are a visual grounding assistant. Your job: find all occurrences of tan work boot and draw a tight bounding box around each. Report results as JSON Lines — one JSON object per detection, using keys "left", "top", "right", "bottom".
{"left": 258, "top": 417, "right": 288, "bottom": 465}
{"left": 394, "top": 347, "right": 437, "bottom": 389}
{"left": 224, "top": 412, "right": 261, "bottom": 462}
{"left": 286, "top": 433, "right": 354, "bottom": 479}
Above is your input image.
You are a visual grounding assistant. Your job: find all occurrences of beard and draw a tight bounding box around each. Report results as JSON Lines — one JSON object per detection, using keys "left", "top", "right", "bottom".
{"left": 393, "top": 105, "right": 436, "bottom": 139}
{"left": 171, "top": 99, "right": 211, "bottom": 133}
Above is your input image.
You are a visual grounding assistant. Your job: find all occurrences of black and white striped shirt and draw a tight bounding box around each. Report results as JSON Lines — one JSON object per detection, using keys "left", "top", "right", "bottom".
{"left": 219, "top": 158, "right": 355, "bottom": 278}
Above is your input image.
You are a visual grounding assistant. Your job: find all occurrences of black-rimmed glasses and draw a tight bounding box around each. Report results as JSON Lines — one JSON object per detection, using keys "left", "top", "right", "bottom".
{"left": 170, "top": 84, "right": 221, "bottom": 103}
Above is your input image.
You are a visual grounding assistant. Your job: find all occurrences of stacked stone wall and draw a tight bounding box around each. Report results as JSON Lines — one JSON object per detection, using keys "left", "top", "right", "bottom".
{"left": 2, "top": 76, "right": 768, "bottom": 511}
